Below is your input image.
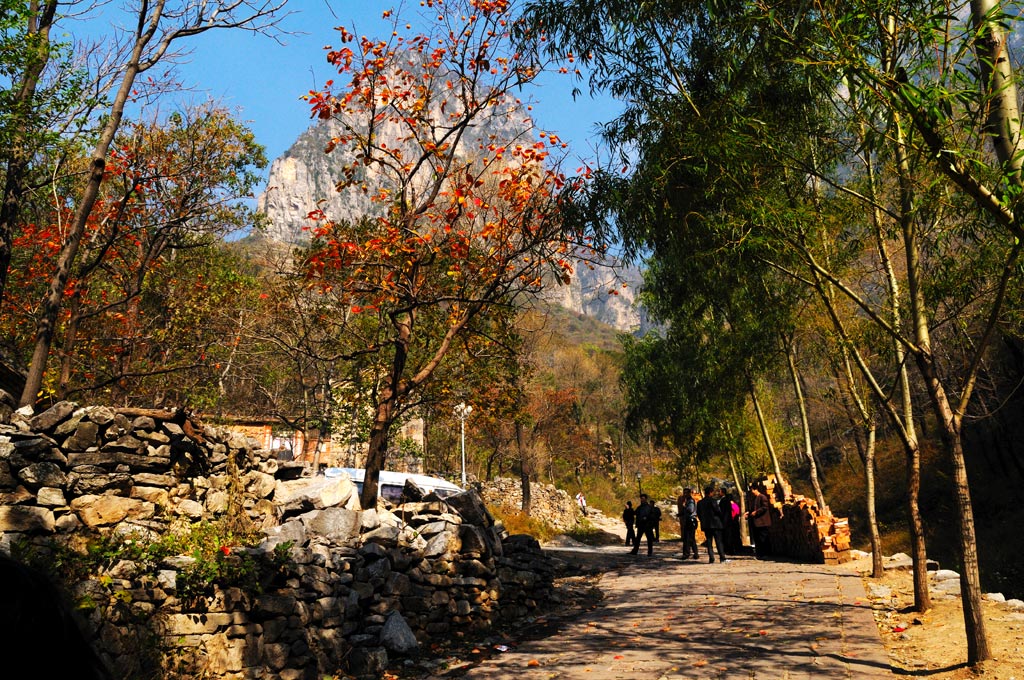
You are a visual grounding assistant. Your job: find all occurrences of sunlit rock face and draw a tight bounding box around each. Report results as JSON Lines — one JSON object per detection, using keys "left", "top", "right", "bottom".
{"left": 257, "top": 116, "right": 651, "bottom": 333}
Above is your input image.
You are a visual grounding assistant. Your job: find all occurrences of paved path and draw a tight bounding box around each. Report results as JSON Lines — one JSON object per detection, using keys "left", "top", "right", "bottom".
{"left": 449, "top": 545, "right": 893, "bottom": 679}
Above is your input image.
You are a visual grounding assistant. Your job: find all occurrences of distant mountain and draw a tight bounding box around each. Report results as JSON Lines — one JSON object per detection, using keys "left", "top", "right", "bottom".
{"left": 256, "top": 119, "right": 651, "bottom": 334}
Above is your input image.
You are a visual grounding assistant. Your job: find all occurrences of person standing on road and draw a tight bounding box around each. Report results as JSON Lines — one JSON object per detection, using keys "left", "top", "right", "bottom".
{"left": 720, "top": 490, "right": 742, "bottom": 555}
{"left": 696, "top": 484, "right": 728, "bottom": 563}
{"left": 747, "top": 481, "right": 774, "bottom": 559}
{"left": 630, "top": 494, "right": 656, "bottom": 556}
{"left": 677, "top": 487, "right": 699, "bottom": 559}
{"left": 622, "top": 501, "right": 636, "bottom": 546}
{"left": 651, "top": 500, "right": 662, "bottom": 542}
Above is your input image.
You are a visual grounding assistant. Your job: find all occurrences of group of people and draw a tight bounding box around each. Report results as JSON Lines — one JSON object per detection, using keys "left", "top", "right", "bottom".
{"left": 621, "top": 493, "right": 663, "bottom": 555}
{"left": 678, "top": 484, "right": 744, "bottom": 562}
{"left": 622, "top": 480, "right": 776, "bottom": 561}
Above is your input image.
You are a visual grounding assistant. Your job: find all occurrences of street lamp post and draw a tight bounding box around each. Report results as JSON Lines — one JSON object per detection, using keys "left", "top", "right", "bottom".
{"left": 454, "top": 402, "right": 473, "bottom": 486}
{"left": 636, "top": 472, "right": 643, "bottom": 496}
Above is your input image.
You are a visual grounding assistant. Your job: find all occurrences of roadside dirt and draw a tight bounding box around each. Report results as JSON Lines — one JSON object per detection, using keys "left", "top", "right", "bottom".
{"left": 849, "top": 554, "right": 1024, "bottom": 678}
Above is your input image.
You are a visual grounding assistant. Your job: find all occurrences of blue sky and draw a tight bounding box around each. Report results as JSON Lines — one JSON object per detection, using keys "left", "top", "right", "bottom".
{"left": 167, "top": 1, "right": 621, "bottom": 180}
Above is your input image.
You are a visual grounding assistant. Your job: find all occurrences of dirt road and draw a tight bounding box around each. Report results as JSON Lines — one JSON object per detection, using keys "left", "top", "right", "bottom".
{"left": 446, "top": 545, "right": 891, "bottom": 679}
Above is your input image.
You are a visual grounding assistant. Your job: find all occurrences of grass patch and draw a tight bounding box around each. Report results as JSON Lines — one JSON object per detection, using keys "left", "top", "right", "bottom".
{"left": 488, "top": 506, "right": 562, "bottom": 543}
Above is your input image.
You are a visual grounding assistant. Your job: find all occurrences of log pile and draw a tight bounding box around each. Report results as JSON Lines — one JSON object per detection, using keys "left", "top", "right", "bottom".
{"left": 770, "top": 494, "right": 852, "bottom": 565}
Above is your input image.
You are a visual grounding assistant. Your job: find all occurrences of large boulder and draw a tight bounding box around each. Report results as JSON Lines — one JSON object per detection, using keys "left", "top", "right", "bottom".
{"left": 274, "top": 476, "right": 358, "bottom": 517}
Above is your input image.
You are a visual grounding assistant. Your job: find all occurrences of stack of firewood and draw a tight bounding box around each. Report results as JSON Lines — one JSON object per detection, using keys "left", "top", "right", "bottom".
{"left": 770, "top": 494, "right": 852, "bottom": 565}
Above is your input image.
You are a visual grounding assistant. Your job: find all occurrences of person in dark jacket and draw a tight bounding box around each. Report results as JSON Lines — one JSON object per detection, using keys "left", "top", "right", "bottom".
{"left": 719, "top": 490, "right": 742, "bottom": 554}
{"left": 677, "top": 487, "right": 699, "bottom": 559}
{"left": 629, "top": 494, "right": 656, "bottom": 556}
{"left": 696, "top": 484, "right": 728, "bottom": 563}
{"left": 746, "top": 481, "right": 774, "bottom": 559}
{"left": 622, "top": 501, "right": 636, "bottom": 546}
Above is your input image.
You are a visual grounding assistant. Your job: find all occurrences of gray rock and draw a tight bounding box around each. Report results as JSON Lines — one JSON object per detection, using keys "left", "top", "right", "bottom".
{"left": 424, "top": 529, "right": 460, "bottom": 558}
{"left": 444, "top": 489, "right": 493, "bottom": 527}
{"left": 932, "top": 569, "right": 960, "bottom": 582}
{"left": 380, "top": 612, "right": 419, "bottom": 655}
{"left": 262, "top": 519, "right": 308, "bottom": 549}
{"left": 36, "top": 486, "right": 67, "bottom": 506}
{"left": 867, "top": 584, "right": 893, "bottom": 599}
{"left": 18, "top": 461, "right": 67, "bottom": 488}
{"left": 83, "top": 406, "right": 116, "bottom": 425}
{"left": 275, "top": 476, "right": 356, "bottom": 515}
{"left": 360, "top": 508, "right": 381, "bottom": 531}
{"left": 303, "top": 507, "right": 361, "bottom": 540}
{"left": 362, "top": 524, "right": 401, "bottom": 548}
{"left": 0, "top": 504, "right": 55, "bottom": 532}
{"left": 983, "top": 592, "right": 1006, "bottom": 602}
{"left": 64, "top": 420, "right": 100, "bottom": 450}
{"left": 53, "top": 412, "right": 85, "bottom": 437}
{"left": 29, "top": 401, "right": 77, "bottom": 432}
{"left": 175, "top": 499, "right": 204, "bottom": 519}
{"left": 459, "top": 524, "right": 492, "bottom": 556}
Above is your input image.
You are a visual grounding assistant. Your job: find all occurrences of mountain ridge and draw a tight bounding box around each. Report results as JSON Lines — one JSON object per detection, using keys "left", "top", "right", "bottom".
{"left": 256, "top": 119, "right": 650, "bottom": 334}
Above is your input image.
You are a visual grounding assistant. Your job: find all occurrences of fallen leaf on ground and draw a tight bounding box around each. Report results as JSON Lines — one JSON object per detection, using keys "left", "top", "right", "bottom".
{"left": 527, "top": 659, "right": 540, "bottom": 667}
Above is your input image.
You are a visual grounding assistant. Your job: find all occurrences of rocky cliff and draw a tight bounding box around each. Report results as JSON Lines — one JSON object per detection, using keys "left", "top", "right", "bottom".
{"left": 256, "top": 119, "right": 650, "bottom": 333}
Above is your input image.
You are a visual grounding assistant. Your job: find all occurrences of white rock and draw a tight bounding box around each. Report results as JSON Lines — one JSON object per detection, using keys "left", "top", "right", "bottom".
{"left": 932, "top": 569, "right": 960, "bottom": 582}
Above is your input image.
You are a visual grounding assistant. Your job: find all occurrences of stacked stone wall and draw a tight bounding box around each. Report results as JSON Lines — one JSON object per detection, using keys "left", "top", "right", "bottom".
{"left": 478, "top": 477, "right": 580, "bottom": 529}
{"left": 0, "top": 402, "right": 554, "bottom": 679}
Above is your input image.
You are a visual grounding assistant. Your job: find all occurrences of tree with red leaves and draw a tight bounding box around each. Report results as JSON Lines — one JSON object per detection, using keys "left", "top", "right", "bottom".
{"left": 303, "top": 0, "right": 590, "bottom": 507}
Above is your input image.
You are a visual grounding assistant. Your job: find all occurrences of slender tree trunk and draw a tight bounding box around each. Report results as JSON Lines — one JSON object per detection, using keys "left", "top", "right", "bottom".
{"left": 747, "top": 375, "right": 786, "bottom": 490}
{"left": 19, "top": 1, "right": 163, "bottom": 407}
{"left": 786, "top": 340, "right": 827, "bottom": 512}
{"left": 889, "top": 102, "right": 933, "bottom": 614}
{"left": 898, "top": 96, "right": 986, "bottom": 655}
{"left": 971, "top": 0, "right": 1023, "bottom": 180}
{"left": 516, "top": 420, "right": 531, "bottom": 513}
{"left": 917, "top": 353, "right": 990, "bottom": 662}
{"left": 864, "top": 417, "right": 884, "bottom": 578}
{"left": 727, "top": 448, "right": 749, "bottom": 547}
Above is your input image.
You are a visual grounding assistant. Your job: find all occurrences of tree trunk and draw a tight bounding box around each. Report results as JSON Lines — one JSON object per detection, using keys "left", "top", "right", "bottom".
{"left": 360, "top": 398, "right": 394, "bottom": 509}
{"left": 864, "top": 418, "right": 884, "bottom": 578}
{"left": 747, "top": 375, "right": 786, "bottom": 490}
{"left": 516, "top": 420, "right": 531, "bottom": 513}
{"left": 786, "top": 340, "right": 827, "bottom": 512}
{"left": 917, "top": 354, "right": 990, "bottom": 663}
{"left": 727, "top": 448, "right": 749, "bottom": 547}
{"left": 19, "top": 1, "right": 161, "bottom": 407}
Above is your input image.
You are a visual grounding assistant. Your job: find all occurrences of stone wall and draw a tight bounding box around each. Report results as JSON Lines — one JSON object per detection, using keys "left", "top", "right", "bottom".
{"left": 0, "top": 402, "right": 555, "bottom": 679}
{"left": 477, "top": 477, "right": 581, "bottom": 529}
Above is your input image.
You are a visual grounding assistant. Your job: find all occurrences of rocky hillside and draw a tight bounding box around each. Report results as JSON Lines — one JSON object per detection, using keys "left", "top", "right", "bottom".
{"left": 256, "top": 118, "right": 651, "bottom": 333}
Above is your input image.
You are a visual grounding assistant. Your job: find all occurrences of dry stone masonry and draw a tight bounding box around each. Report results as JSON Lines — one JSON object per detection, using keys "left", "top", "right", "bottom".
{"left": 478, "top": 476, "right": 580, "bottom": 529}
{"left": 0, "top": 402, "right": 556, "bottom": 679}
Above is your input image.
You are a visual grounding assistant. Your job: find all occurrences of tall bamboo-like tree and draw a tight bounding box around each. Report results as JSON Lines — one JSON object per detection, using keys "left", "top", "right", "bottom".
{"left": 526, "top": 0, "right": 1024, "bottom": 662}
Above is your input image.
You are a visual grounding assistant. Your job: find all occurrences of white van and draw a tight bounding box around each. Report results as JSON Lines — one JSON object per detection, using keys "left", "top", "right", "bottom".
{"left": 324, "top": 467, "right": 463, "bottom": 502}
